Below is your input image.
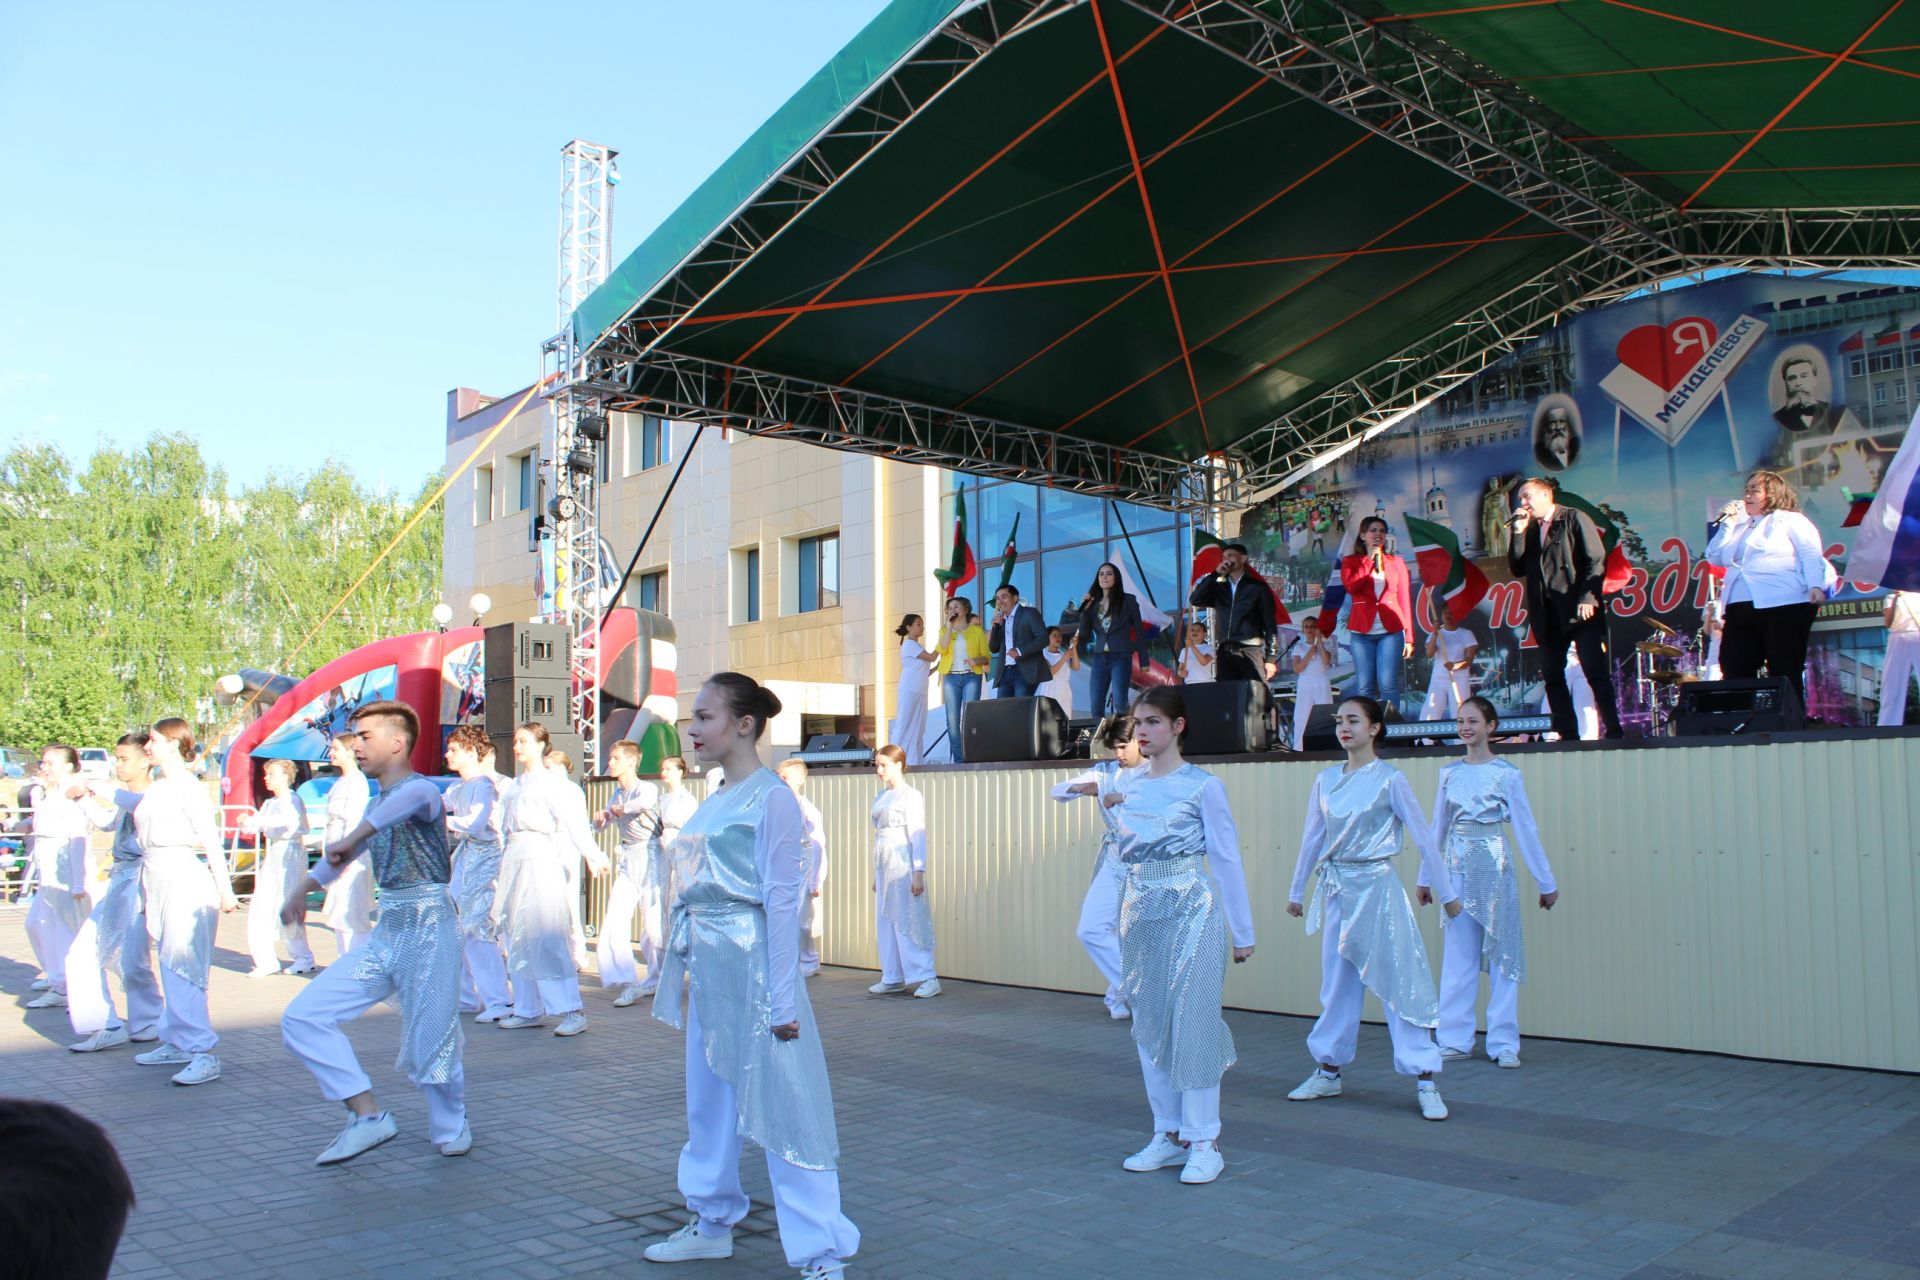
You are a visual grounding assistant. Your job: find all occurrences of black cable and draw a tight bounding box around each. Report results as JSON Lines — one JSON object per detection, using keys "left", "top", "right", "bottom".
{"left": 600, "top": 424, "right": 706, "bottom": 629}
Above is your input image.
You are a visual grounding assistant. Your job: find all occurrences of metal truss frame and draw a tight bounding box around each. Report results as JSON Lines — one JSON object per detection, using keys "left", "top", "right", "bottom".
{"left": 1678, "top": 208, "right": 1920, "bottom": 270}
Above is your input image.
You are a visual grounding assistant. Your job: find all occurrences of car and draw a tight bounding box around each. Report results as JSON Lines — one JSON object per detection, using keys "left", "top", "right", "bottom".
{"left": 77, "top": 747, "right": 112, "bottom": 780}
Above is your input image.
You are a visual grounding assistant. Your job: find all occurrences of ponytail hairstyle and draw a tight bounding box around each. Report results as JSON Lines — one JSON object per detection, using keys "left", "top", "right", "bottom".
{"left": 1132, "top": 686, "right": 1188, "bottom": 744}
{"left": 895, "top": 613, "right": 922, "bottom": 638}
{"left": 1338, "top": 695, "right": 1386, "bottom": 743}
{"left": 517, "top": 721, "right": 553, "bottom": 752}
{"left": 704, "top": 672, "right": 783, "bottom": 741}
{"left": 1461, "top": 695, "right": 1500, "bottom": 728}
{"left": 152, "top": 717, "right": 200, "bottom": 763}
{"left": 1097, "top": 712, "right": 1136, "bottom": 752}
{"left": 42, "top": 744, "right": 79, "bottom": 771}
{"left": 875, "top": 743, "right": 908, "bottom": 770}
{"left": 660, "top": 755, "right": 689, "bottom": 776}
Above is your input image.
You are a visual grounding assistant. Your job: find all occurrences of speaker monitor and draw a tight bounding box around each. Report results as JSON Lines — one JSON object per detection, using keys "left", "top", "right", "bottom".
{"left": 488, "top": 730, "right": 586, "bottom": 778}
{"left": 1179, "top": 679, "right": 1272, "bottom": 756}
{"left": 804, "top": 733, "right": 854, "bottom": 752}
{"left": 1300, "top": 702, "right": 1340, "bottom": 752}
{"left": 959, "top": 696, "right": 1067, "bottom": 763}
{"left": 1672, "top": 676, "right": 1804, "bottom": 736}
{"left": 484, "top": 621, "right": 569, "bottom": 682}
{"left": 484, "top": 676, "right": 571, "bottom": 737}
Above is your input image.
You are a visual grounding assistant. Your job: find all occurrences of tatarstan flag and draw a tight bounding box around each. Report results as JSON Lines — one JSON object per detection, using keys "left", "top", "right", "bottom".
{"left": 1554, "top": 489, "right": 1633, "bottom": 593}
{"left": 1403, "top": 514, "right": 1488, "bottom": 626}
{"left": 995, "top": 513, "right": 1021, "bottom": 591}
{"left": 934, "top": 491, "right": 977, "bottom": 598}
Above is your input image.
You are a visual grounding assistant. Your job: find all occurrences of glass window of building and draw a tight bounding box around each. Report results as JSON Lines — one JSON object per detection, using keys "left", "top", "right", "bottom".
{"left": 636, "top": 570, "right": 666, "bottom": 614}
{"left": 732, "top": 547, "right": 761, "bottom": 624}
{"left": 624, "top": 414, "right": 666, "bottom": 473}
{"left": 1041, "top": 487, "right": 1103, "bottom": 546}
{"left": 796, "top": 533, "right": 840, "bottom": 613}
{"left": 473, "top": 464, "right": 493, "bottom": 525}
{"left": 512, "top": 451, "right": 536, "bottom": 513}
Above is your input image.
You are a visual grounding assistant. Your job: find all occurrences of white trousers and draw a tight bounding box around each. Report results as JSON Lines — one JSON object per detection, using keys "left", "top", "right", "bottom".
{"left": 598, "top": 876, "right": 641, "bottom": 988}
{"left": 562, "top": 854, "right": 589, "bottom": 968}
{"left": 157, "top": 965, "right": 217, "bottom": 1054}
{"left": 874, "top": 899, "right": 935, "bottom": 985}
{"left": 281, "top": 950, "right": 467, "bottom": 1145}
{"left": 323, "top": 860, "right": 373, "bottom": 946}
{"left": 799, "top": 893, "right": 821, "bottom": 975}
{"left": 65, "top": 912, "right": 163, "bottom": 1037}
{"left": 1881, "top": 632, "right": 1920, "bottom": 726}
{"left": 1137, "top": 1042, "right": 1221, "bottom": 1141}
{"left": 1438, "top": 901, "right": 1521, "bottom": 1059}
{"left": 510, "top": 971, "right": 582, "bottom": 1019}
{"left": 1076, "top": 855, "right": 1125, "bottom": 1007}
{"left": 462, "top": 937, "right": 512, "bottom": 1012}
{"left": 678, "top": 1000, "right": 859, "bottom": 1269}
{"left": 1305, "top": 893, "right": 1441, "bottom": 1078}
{"left": 1293, "top": 695, "right": 1331, "bottom": 751}
{"left": 247, "top": 895, "right": 313, "bottom": 972}
{"left": 1419, "top": 668, "right": 1471, "bottom": 722}
{"left": 25, "top": 889, "right": 85, "bottom": 991}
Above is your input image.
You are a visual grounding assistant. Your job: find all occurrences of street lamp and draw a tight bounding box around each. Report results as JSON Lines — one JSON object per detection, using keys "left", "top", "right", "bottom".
{"left": 430, "top": 602, "right": 454, "bottom": 633}
{"left": 469, "top": 592, "right": 492, "bottom": 626}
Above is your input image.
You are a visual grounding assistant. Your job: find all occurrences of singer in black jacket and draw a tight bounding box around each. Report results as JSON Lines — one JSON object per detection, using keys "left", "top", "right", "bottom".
{"left": 1078, "top": 563, "right": 1143, "bottom": 716}
{"left": 1186, "top": 543, "right": 1278, "bottom": 683}
{"left": 1507, "top": 478, "right": 1622, "bottom": 739}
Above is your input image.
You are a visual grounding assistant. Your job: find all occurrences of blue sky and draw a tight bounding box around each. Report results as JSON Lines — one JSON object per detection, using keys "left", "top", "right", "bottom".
{"left": 0, "top": 1, "right": 891, "bottom": 489}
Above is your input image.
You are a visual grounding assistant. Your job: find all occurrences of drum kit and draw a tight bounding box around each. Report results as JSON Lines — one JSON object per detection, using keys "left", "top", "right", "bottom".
{"left": 1633, "top": 618, "right": 1704, "bottom": 733}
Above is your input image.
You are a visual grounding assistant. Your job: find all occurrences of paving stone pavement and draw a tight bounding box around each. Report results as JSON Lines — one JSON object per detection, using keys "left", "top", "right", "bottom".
{"left": 3, "top": 907, "right": 1918, "bottom": 1280}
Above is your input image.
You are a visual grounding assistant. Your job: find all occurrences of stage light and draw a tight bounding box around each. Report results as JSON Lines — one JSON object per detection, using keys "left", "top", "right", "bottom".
{"left": 578, "top": 412, "right": 608, "bottom": 442}
{"left": 431, "top": 602, "right": 454, "bottom": 631}
{"left": 607, "top": 160, "right": 621, "bottom": 186}
{"left": 566, "top": 444, "right": 597, "bottom": 475}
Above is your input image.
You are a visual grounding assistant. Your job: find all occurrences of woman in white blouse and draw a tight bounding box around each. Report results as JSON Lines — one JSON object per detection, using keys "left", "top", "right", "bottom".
{"left": 1035, "top": 626, "right": 1079, "bottom": 718}
{"left": 1705, "top": 469, "right": 1828, "bottom": 709}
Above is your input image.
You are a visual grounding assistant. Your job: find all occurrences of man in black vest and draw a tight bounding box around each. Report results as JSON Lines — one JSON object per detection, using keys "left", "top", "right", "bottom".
{"left": 1187, "top": 543, "right": 1277, "bottom": 682}
{"left": 1508, "top": 478, "right": 1622, "bottom": 740}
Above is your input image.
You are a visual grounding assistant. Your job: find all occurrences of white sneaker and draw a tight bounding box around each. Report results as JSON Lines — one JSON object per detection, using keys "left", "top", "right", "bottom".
{"left": 1122, "top": 1132, "right": 1190, "bottom": 1172}
{"left": 68, "top": 1026, "right": 130, "bottom": 1053}
{"left": 171, "top": 1053, "right": 221, "bottom": 1086}
{"left": 867, "top": 981, "right": 905, "bottom": 994}
{"left": 1438, "top": 1046, "right": 1469, "bottom": 1061}
{"left": 439, "top": 1121, "right": 473, "bottom": 1156}
{"left": 128, "top": 1027, "right": 159, "bottom": 1043}
{"left": 473, "top": 1006, "right": 512, "bottom": 1024}
{"left": 1180, "top": 1139, "right": 1225, "bottom": 1185}
{"left": 613, "top": 985, "right": 641, "bottom": 1008}
{"left": 1417, "top": 1083, "right": 1449, "bottom": 1120}
{"left": 134, "top": 1042, "right": 194, "bottom": 1067}
{"left": 315, "top": 1111, "right": 399, "bottom": 1166}
{"left": 1108, "top": 1002, "right": 1132, "bottom": 1021}
{"left": 25, "top": 990, "right": 67, "bottom": 1009}
{"left": 287, "top": 962, "right": 318, "bottom": 975}
{"left": 1287, "top": 1069, "right": 1343, "bottom": 1101}
{"left": 1496, "top": 1051, "right": 1521, "bottom": 1069}
{"left": 799, "top": 1264, "right": 847, "bottom": 1279}
{"left": 495, "top": 1014, "right": 544, "bottom": 1030}
{"left": 554, "top": 1011, "right": 590, "bottom": 1037}
{"left": 247, "top": 965, "right": 281, "bottom": 979}
{"left": 643, "top": 1221, "right": 735, "bottom": 1263}
{"left": 29, "top": 976, "right": 50, "bottom": 991}
{"left": 912, "top": 979, "right": 942, "bottom": 999}
{"left": 636, "top": 978, "right": 659, "bottom": 996}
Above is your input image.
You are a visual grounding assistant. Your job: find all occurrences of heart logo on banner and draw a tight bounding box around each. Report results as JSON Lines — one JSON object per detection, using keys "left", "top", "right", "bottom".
{"left": 1615, "top": 317, "right": 1719, "bottom": 391}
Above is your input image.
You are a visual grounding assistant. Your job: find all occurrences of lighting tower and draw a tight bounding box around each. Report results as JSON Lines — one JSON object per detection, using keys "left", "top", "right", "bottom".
{"left": 544, "top": 138, "right": 618, "bottom": 771}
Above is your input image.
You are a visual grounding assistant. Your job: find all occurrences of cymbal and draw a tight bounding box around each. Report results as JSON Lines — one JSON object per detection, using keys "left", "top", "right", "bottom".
{"left": 1644, "top": 618, "right": 1678, "bottom": 637}
{"left": 1637, "top": 641, "right": 1684, "bottom": 658}
{"left": 1647, "top": 669, "right": 1702, "bottom": 684}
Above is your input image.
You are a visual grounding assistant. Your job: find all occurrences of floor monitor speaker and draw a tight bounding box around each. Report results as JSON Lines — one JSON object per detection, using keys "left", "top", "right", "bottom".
{"left": 959, "top": 696, "right": 1068, "bottom": 763}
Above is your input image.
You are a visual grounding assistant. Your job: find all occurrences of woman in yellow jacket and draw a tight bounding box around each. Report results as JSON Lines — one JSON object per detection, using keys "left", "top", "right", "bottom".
{"left": 936, "top": 597, "right": 991, "bottom": 762}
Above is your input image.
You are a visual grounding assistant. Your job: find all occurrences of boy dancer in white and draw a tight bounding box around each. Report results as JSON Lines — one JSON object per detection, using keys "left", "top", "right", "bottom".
{"left": 778, "top": 759, "right": 828, "bottom": 978}
{"left": 1051, "top": 714, "right": 1144, "bottom": 1020}
{"left": 443, "top": 727, "right": 511, "bottom": 1021}
{"left": 24, "top": 746, "right": 89, "bottom": 1010}
{"left": 1419, "top": 697, "right": 1559, "bottom": 1068}
{"left": 321, "top": 734, "right": 373, "bottom": 960}
{"left": 280, "top": 701, "right": 471, "bottom": 1165}
{"left": 241, "top": 760, "right": 315, "bottom": 977}
{"left": 595, "top": 739, "right": 659, "bottom": 1006}
{"left": 64, "top": 733, "right": 162, "bottom": 1052}
{"left": 1418, "top": 622, "right": 1478, "bottom": 721}
{"left": 1881, "top": 590, "right": 1920, "bottom": 726}
{"left": 1290, "top": 616, "right": 1336, "bottom": 750}
{"left": 1287, "top": 696, "right": 1459, "bottom": 1120}
{"left": 868, "top": 746, "right": 938, "bottom": 998}
{"left": 642, "top": 673, "right": 859, "bottom": 1278}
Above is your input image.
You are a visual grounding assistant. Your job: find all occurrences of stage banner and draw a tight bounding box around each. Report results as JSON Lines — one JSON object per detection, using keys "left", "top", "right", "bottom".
{"left": 1240, "top": 272, "right": 1919, "bottom": 729}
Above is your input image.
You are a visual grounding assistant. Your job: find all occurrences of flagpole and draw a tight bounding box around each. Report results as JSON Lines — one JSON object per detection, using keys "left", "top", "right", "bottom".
{"left": 1719, "top": 385, "right": 1742, "bottom": 471}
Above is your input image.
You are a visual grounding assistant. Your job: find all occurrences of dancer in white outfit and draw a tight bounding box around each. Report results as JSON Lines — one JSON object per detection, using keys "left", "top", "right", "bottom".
{"left": 320, "top": 734, "right": 373, "bottom": 960}
{"left": 23, "top": 746, "right": 90, "bottom": 1010}
{"left": 1108, "top": 687, "right": 1255, "bottom": 1186}
{"left": 443, "top": 727, "right": 512, "bottom": 1022}
{"left": 280, "top": 700, "right": 472, "bottom": 1165}
{"left": 778, "top": 759, "right": 829, "bottom": 979}
{"left": 1418, "top": 622, "right": 1478, "bottom": 721}
{"left": 494, "top": 724, "right": 607, "bottom": 1035}
{"left": 547, "top": 750, "right": 595, "bottom": 972}
{"left": 1418, "top": 697, "right": 1559, "bottom": 1068}
{"left": 1880, "top": 590, "right": 1920, "bottom": 726}
{"left": 868, "top": 746, "right": 938, "bottom": 998}
{"left": 641, "top": 673, "right": 860, "bottom": 1278}
{"left": 890, "top": 614, "right": 938, "bottom": 766}
{"left": 1287, "top": 696, "right": 1460, "bottom": 1121}
{"left": 1050, "top": 714, "right": 1144, "bottom": 1019}
{"left": 1290, "top": 616, "right": 1337, "bottom": 750}
{"left": 1176, "top": 619, "right": 1215, "bottom": 685}
{"left": 241, "top": 759, "right": 315, "bottom": 977}
{"left": 63, "top": 733, "right": 163, "bottom": 1052}
{"left": 1036, "top": 627, "right": 1080, "bottom": 716}
{"left": 127, "top": 719, "right": 240, "bottom": 1086}
{"left": 595, "top": 739, "right": 659, "bottom": 1007}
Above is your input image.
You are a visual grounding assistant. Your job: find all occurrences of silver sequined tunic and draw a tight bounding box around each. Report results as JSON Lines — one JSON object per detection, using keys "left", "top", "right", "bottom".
{"left": 654, "top": 769, "right": 840, "bottom": 1171}
{"left": 1302, "top": 761, "right": 1440, "bottom": 1028}
{"left": 1115, "top": 765, "right": 1236, "bottom": 1092}
{"left": 1436, "top": 760, "right": 1533, "bottom": 984}
{"left": 871, "top": 786, "right": 935, "bottom": 953}
{"left": 447, "top": 775, "right": 505, "bottom": 942}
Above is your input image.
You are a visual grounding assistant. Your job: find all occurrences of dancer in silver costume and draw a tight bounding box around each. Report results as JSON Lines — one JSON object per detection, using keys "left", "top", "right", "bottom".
{"left": 23, "top": 745, "right": 89, "bottom": 1010}
{"left": 494, "top": 722, "right": 607, "bottom": 1035}
{"left": 1417, "top": 697, "right": 1559, "bottom": 1069}
{"left": 63, "top": 733, "right": 162, "bottom": 1053}
{"left": 280, "top": 700, "right": 471, "bottom": 1166}
{"left": 1104, "top": 687, "right": 1255, "bottom": 1187}
{"left": 1287, "top": 695, "right": 1459, "bottom": 1121}
{"left": 443, "top": 727, "right": 511, "bottom": 1022}
{"left": 777, "top": 759, "right": 828, "bottom": 979}
{"left": 242, "top": 759, "right": 315, "bottom": 978}
{"left": 1050, "top": 713, "right": 1145, "bottom": 1020}
{"left": 869, "top": 746, "right": 938, "bottom": 998}
{"left": 595, "top": 738, "right": 659, "bottom": 1006}
{"left": 642, "top": 673, "right": 859, "bottom": 1279}
{"left": 126, "top": 719, "right": 240, "bottom": 1086}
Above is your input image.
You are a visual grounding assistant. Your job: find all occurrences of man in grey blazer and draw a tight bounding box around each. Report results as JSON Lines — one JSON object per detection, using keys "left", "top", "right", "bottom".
{"left": 988, "top": 584, "right": 1050, "bottom": 698}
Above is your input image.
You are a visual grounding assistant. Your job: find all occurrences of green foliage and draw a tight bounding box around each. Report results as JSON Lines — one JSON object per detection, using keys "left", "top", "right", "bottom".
{"left": 0, "top": 434, "right": 443, "bottom": 747}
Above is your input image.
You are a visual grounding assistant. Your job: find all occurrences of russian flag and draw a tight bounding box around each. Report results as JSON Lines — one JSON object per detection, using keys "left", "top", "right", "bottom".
{"left": 1849, "top": 405, "right": 1920, "bottom": 591}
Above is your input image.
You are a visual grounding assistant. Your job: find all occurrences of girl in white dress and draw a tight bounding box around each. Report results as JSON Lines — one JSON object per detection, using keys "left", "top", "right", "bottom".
{"left": 1035, "top": 626, "right": 1080, "bottom": 718}
{"left": 869, "top": 745, "right": 938, "bottom": 998}
{"left": 890, "top": 614, "right": 939, "bottom": 766}
{"left": 242, "top": 759, "right": 314, "bottom": 977}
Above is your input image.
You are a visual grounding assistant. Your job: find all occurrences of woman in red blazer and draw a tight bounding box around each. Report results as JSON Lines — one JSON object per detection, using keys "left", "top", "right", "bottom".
{"left": 1340, "top": 516, "right": 1414, "bottom": 716}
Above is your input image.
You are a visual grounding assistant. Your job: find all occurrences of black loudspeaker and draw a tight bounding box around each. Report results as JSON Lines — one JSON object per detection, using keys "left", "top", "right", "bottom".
{"left": 489, "top": 730, "right": 587, "bottom": 779}
{"left": 1300, "top": 702, "right": 1340, "bottom": 752}
{"left": 1180, "top": 679, "right": 1272, "bottom": 755}
{"left": 484, "top": 677, "right": 571, "bottom": 736}
{"left": 484, "top": 622, "right": 569, "bottom": 682}
{"left": 960, "top": 696, "right": 1068, "bottom": 763}
{"left": 1672, "top": 676, "right": 1805, "bottom": 736}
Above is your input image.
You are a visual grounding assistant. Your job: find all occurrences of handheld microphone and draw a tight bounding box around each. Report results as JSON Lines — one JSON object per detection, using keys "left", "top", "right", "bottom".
{"left": 1507, "top": 509, "right": 1530, "bottom": 528}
